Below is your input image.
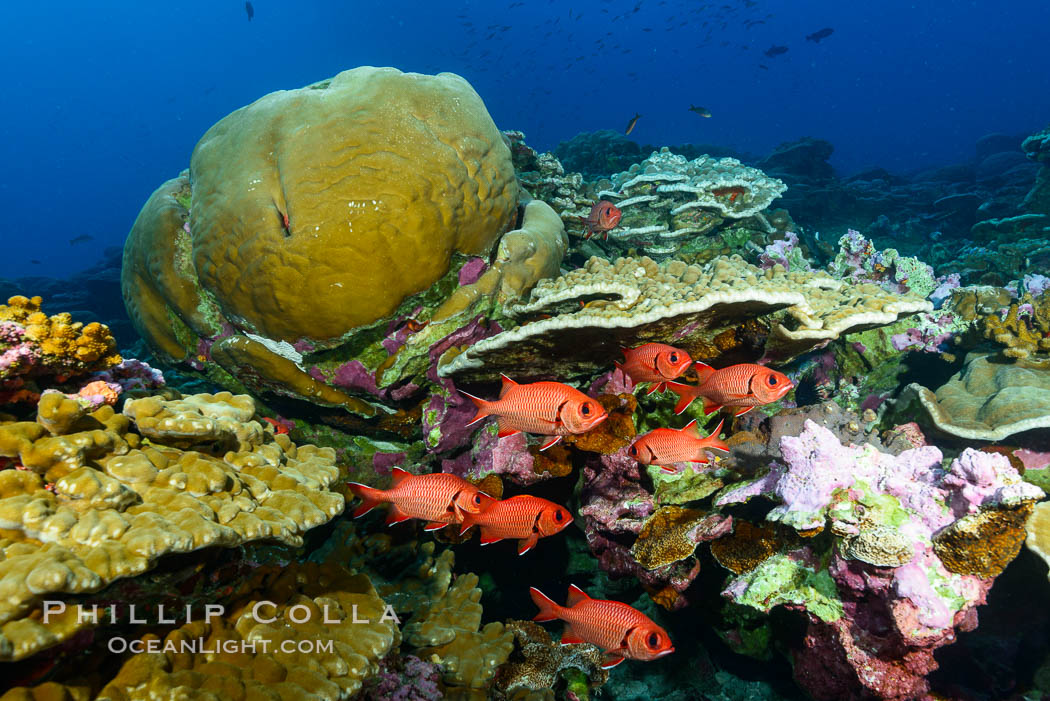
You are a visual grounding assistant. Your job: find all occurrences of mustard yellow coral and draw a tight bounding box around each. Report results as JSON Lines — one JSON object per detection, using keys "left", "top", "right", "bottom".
{"left": 983, "top": 291, "right": 1050, "bottom": 360}
{"left": 0, "top": 392, "right": 343, "bottom": 661}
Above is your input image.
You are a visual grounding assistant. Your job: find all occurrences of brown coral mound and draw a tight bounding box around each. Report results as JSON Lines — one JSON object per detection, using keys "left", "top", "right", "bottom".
{"left": 493, "top": 620, "right": 608, "bottom": 699}
{"left": 123, "top": 66, "right": 518, "bottom": 349}
{"left": 0, "top": 392, "right": 342, "bottom": 661}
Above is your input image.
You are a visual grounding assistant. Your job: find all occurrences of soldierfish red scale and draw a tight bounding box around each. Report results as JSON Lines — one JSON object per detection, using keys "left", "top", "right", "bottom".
{"left": 614, "top": 343, "right": 693, "bottom": 395}
{"left": 459, "top": 494, "right": 573, "bottom": 555}
{"left": 461, "top": 375, "right": 607, "bottom": 450}
{"left": 347, "top": 467, "right": 487, "bottom": 531}
{"left": 530, "top": 585, "right": 674, "bottom": 668}
{"left": 628, "top": 418, "right": 728, "bottom": 471}
{"left": 667, "top": 362, "right": 793, "bottom": 416}
{"left": 581, "top": 200, "right": 622, "bottom": 240}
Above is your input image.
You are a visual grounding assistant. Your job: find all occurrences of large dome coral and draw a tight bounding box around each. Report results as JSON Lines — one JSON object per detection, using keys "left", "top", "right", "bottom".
{"left": 123, "top": 66, "right": 517, "bottom": 349}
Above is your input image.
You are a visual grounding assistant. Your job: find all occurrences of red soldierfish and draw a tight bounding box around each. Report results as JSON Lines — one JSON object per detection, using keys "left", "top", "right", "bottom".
{"left": 347, "top": 467, "right": 487, "bottom": 531}
{"left": 462, "top": 375, "right": 607, "bottom": 450}
{"left": 581, "top": 200, "right": 622, "bottom": 240}
{"left": 666, "top": 362, "right": 793, "bottom": 416}
{"left": 628, "top": 418, "right": 729, "bottom": 472}
{"left": 614, "top": 343, "right": 692, "bottom": 395}
{"left": 459, "top": 494, "right": 573, "bottom": 555}
{"left": 530, "top": 585, "right": 674, "bottom": 668}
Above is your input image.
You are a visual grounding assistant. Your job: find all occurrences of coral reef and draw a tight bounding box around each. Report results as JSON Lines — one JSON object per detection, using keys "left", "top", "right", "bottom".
{"left": 0, "top": 391, "right": 342, "bottom": 660}
{"left": 121, "top": 67, "right": 534, "bottom": 412}
{"left": 440, "top": 254, "right": 930, "bottom": 382}
{"left": 1, "top": 296, "right": 121, "bottom": 392}
{"left": 908, "top": 352, "right": 1050, "bottom": 440}
{"left": 715, "top": 420, "right": 1042, "bottom": 700}
{"left": 589, "top": 148, "right": 786, "bottom": 258}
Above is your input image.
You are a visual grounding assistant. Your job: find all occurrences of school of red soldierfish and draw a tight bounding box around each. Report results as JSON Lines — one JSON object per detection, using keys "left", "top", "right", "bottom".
{"left": 346, "top": 342, "right": 794, "bottom": 667}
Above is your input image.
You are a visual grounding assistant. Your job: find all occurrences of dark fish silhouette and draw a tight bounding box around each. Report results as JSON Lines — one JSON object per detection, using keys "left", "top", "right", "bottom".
{"left": 806, "top": 27, "right": 834, "bottom": 42}
{"left": 30, "top": 260, "right": 41, "bottom": 265}
{"left": 689, "top": 105, "right": 712, "bottom": 118}
{"left": 245, "top": 1, "right": 254, "bottom": 21}
{"left": 764, "top": 45, "right": 788, "bottom": 57}
{"left": 758, "top": 64, "right": 769, "bottom": 70}
{"left": 70, "top": 235, "right": 93, "bottom": 245}
{"left": 625, "top": 113, "right": 641, "bottom": 136}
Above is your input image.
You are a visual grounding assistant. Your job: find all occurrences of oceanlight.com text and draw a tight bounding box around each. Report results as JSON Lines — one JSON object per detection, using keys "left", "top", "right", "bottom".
{"left": 106, "top": 637, "right": 335, "bottom": 655}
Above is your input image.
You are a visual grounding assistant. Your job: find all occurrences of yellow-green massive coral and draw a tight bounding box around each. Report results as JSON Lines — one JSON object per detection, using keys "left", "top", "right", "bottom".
{"left": 440, "top": 254, "right": 931, "bottom": 381}
{"left": 121, "top": 67, "right": 524, "bottom": 411}
{"left": 0, "top": 391, "right": 342, "bottom": 661}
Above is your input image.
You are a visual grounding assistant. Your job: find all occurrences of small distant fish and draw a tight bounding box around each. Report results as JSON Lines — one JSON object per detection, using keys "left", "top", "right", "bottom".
{"left": 30, "top": 260, "right": 41, "bottom": 265}
{"left": 666, "top": 362, "right": 793, "bottom": 416}
{"left": 625, "top": 112, "right": 642, "bottom": 135}
{"left": 69, "top": 235, "right": 93, "bottom": 245}
{"left": 764, "top": 45, "right": 789, "bottom": 58}
{"left": 261, "top": 416, "right": 289, "bottom": 435}
{"left": 758, "top": 64, "right": 769, "bottom": 70}
{"left": 462, "top": 375, "right": 607, "bottom": 450}
{"left": 245, "top": 1, "right": 254, "bottom": 21}
{"left": 689, "top": 104, "right": 712, "bottom": 118}
{"left": 459, "top": 494, "right": 573, "bottom": 555}
{"left": 628, "top": 419, "right": 729, "bottom": 472}
{"left": 711, "top": 185, "right": 747, "bottom": 203}
{"left": 530, "top": 585, "right": 675, "bottom": 668}
{"left": 615, "top": 343, "right": 692, "bottom": 394}
{"left": 806, "top": 27, "right": 834, "bottom": 43}
{"left": 347, "top": 467, "right": 487, "bottom": 530}
{"left": 580, "top": 200, "right": 622, "bottom": 240}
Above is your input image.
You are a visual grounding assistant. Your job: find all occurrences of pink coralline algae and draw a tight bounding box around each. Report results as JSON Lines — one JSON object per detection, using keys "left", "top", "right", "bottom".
{"left": 91, "top": 358, "right": 165, "bottom": 391}
{"left": 717, "top": 420, "right": 1042, "bottom": 701}
{"left": 890, "top": 312, "right": 958, "bottom": 353}
{"left": 441, "top": 428, "right": 546, "bottom": 486}
{"left": 361, "top": 654, "right": 442, "bottom": 701}
{"left": 758, "top": 232, "right": 812, "bottom": 272}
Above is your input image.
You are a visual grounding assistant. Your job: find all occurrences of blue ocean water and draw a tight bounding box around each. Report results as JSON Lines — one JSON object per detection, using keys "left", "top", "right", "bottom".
{"left": 1, "top": 0, "right": 1048, "bottom": 278}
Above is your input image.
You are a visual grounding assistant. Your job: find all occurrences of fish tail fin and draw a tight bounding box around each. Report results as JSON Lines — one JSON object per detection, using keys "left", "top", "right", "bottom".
{"left": 346, "top": 482, "right": 386, "bottom": 518}
{"left": 460, "top": 390, "right": 491, "bottom": 426}
{"left": 565, "top": 583, "right": 590, "bottom": 607}
{"left": 706, "top": 418, "right": 730, "bottom": 453}
{"left": 613, "top": 360, "right": 624, "bottom": 372}
{"left": 693, "top": 361, "right": 716, "bottom": 385}
{"left": 530, "top": 587, "right": 562, "bottom": 622}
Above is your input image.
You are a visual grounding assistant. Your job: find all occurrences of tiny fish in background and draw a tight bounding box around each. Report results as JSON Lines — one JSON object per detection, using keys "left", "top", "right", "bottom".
{"left": 462, "top": 375, "right": 607, "bottom": 450}
{"left": 530, "top": 585, "right": 674, "bottom": 668}
{"left": 615, "top": 343, "right": 692, "bottom": 394}
{"left": 625, "top": 112, "right": 641, "bottom": 135}
{"left": 347, "top": 467, "right": 487, "bottom": 530}
{"left": 69, "top": 235, "right": 93, "bottom": 245}
{"left": 459, "top": 494, "right": 573, "bottom": 555}
{"left": 806, "top": 27, "right": 834, "bottom": 43}
{"left": 764, "top": 45, "right": 789, "bottom": 58}
{"left": 245, "top": 1, "right": 254, "bottom": 21}
{"left": 580, "top": 200, "right": 622, "bottom": 240}
{"left": 628, "top": 418, "right": 728, "bottom": 471}
{"left": 30, "top": 260, "right": 41, "bottom": 265}
{"left": 667, "top": 362, "right": 793, "bottom": 416}
{"left": 689, "top": 104, "right": 712, "bottom": 118}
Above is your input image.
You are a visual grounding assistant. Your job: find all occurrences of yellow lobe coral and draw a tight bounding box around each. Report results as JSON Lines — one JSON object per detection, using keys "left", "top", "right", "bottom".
{"left": 982, "top": 291, "right": 1050, "bottom": 360}
{"left": 0, "top": 392, "right": 343, "bottom": 661}
{"left": 934, "top": 504, "right": 1032, "bottom": 578}
{"left": 0, "top": 297, "right": 120, "bottom": 381}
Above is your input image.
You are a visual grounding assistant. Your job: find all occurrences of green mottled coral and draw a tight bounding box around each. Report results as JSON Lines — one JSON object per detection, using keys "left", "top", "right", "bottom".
{"left": 726, "top": 549, "right": 843, "bottom": 623}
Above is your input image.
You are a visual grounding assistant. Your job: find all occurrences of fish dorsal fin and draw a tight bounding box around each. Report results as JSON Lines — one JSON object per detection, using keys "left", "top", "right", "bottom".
{"left": 499, "top": 373, "right": 517, "bottom": 398}
{"left": 390, "top": 466, "right": 411, "bottom": 486}
{"left": 681, "top": 419, "right": 700, "bottom": 438}
{"left": 566, "top": 584, "right": 590, "bottom": 607}
{"left": 693, "top": 361, "right": 716, "bottom": 386}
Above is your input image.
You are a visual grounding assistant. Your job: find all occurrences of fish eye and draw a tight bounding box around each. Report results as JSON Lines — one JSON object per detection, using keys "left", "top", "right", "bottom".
{"left": 554, "top": 510, "right": 564, "bottom": 522}
{"left": 473, "top": 494, "right": 482, "bottom": 505}
{"left": 767, "top": 375, "right": 778, "bottom": 386}
{"left": 581, "top": 403, "right": 591, "bottom": 416}
{"left": 629, "top": 445, "right": 638, "bottom": 456}
{"left": 648, "top": 633, "right": 660, "bottom": 648}
{"left": 669, "top": 353, "right": 678, "bottom": 363}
